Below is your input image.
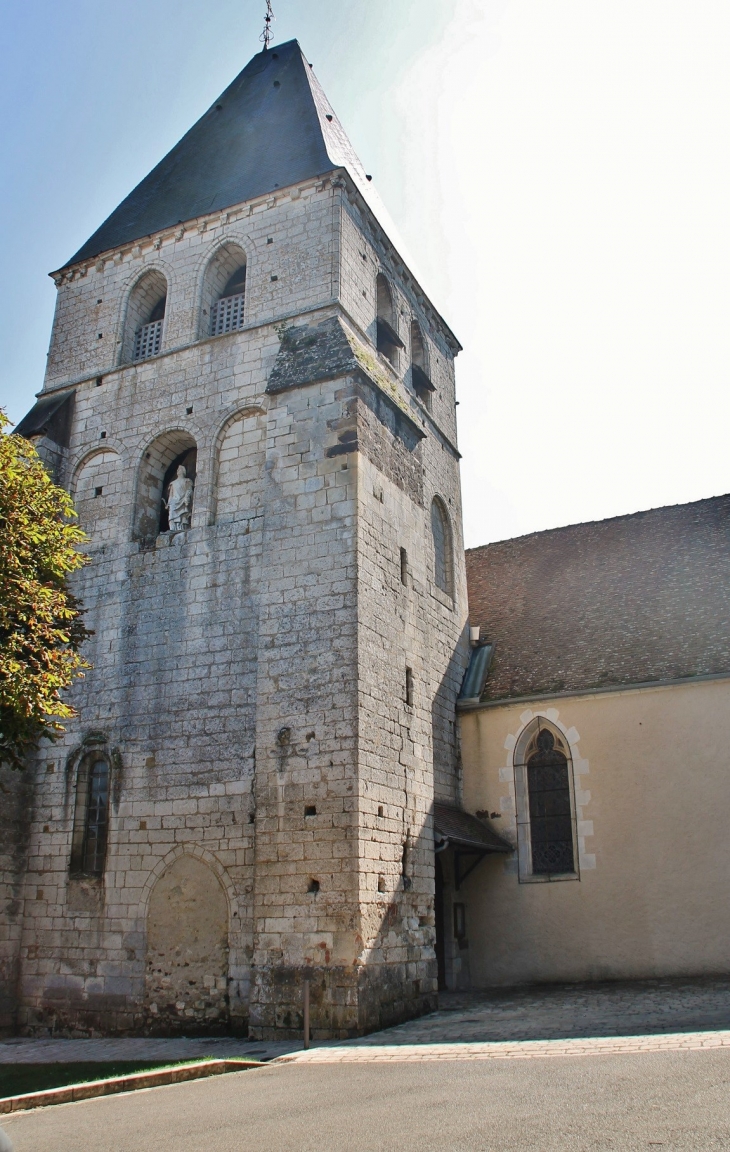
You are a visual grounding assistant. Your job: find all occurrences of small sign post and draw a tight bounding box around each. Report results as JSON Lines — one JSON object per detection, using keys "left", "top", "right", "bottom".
{"left": 303, "top": 978, "right": 310, "bottom": 1050}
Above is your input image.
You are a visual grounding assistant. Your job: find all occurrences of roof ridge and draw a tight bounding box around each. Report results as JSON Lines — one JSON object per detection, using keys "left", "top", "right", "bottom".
{"left": 466, "top": 491, "right": 730, "bottom": 553}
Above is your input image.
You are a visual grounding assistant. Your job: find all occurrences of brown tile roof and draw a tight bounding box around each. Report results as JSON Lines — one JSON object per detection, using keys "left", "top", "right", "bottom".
{"left": 465, "top": 494, "right": 730, "bottom": 702}
{"left": 433, "top": 803, "right": 512, "bottom": 853}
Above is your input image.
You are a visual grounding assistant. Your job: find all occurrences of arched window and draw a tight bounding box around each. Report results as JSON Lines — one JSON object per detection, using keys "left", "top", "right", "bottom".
{"left": 201, "top": 243, "right": 247, "bottom": 338}
{"left": 514, "top": 720, "right": 577, "bottom": 880}
{"left": 70, "top": 756, "right": 110, "bottom": 876}
{"left": 376, "top": 273, "right": 403, "bottom": 368}
{"left": 134, "top": 431, "right": 197, "bottom": 542}
{"left": 527, "top": 729, "right": 575, "bottom": 875}
{"left": 410, "top": 320, "right": 434, "bottom": 410}
{"left": 123, "top": 270, "right": 167, "bottom": 364}
{"left": 431, "top": 497, "right": 454, "bottom": 598}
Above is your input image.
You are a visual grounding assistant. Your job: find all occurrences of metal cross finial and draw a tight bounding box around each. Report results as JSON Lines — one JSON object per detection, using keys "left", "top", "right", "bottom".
{"left": 260, "top": 1, "right": 274, "bottom": 49}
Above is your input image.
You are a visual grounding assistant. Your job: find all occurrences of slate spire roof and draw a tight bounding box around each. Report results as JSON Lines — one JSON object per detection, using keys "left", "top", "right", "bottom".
{"left": 65, "top": 40, "right": 374, "bottom": 269}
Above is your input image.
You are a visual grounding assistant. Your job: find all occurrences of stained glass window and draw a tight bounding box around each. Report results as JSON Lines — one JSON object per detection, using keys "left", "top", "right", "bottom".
{"left": 527, "top": 729, "right": 575, "bottom": 875}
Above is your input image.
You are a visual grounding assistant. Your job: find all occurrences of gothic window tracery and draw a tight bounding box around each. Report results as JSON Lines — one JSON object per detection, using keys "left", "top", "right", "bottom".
{"left": 514, "top": 719, "right": 578, "bottom": 881}
{"left": 526, "top": 728, "right": 575, "bottom": 875}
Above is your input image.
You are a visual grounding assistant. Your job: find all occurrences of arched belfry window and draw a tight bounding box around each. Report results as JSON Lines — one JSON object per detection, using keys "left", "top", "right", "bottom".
{"left": 376, "top": 273, "right": 403, "bottom": 368}
{"left": 201, "top": 244, "right": 247, "bottom": 338}
{"left": 70, "top": 756, "right": 110, "bottom": 876}
{"left": 514, "top": 719, "right": 578, "bottom": 881}
{"left": 431, "top": 497, "right": 454, "bottom": 598}
{"left": 123, "top": 269, "right": 168, "bottom": 364}
{"left": 410, "top": 321, "right": 434, "bottom": 410}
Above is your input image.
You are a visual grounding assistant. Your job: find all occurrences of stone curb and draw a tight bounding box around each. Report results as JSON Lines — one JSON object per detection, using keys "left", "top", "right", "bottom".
{"left": 0, "top": 1058, "right": 261, "bottom": 1114}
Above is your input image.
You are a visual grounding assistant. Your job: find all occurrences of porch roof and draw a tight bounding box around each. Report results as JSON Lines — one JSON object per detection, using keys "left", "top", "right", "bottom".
{"left": 433, "top": 802, "right": 512, "bottom": 854}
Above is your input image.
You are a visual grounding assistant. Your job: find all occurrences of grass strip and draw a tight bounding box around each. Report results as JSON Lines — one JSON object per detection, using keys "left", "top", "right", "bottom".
{"left": 0, "top": 1058, "right": 224, "bottom": 1100}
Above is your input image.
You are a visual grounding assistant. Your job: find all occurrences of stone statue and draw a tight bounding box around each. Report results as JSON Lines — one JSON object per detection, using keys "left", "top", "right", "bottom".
{"left": 164, "top": 465, "right": 194, "bottom": 531}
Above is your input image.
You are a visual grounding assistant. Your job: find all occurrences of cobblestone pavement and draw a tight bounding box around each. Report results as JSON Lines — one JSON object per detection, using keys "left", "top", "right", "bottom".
{"left": 3, "top": 978, "right": 729, "bottom": 1067}
{"left": 348, "top": 977, "right": 730, "bottom": 1046}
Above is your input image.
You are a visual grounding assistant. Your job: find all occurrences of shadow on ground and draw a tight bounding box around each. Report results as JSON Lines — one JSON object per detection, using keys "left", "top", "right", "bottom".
{"left": 346, "top": 977, "right": 730, "bottom": 1046}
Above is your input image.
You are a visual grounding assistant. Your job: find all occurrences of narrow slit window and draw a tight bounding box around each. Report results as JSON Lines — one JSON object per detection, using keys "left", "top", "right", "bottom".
{"left": 70, "top": 757, "right": 110, "bottom": 877}
{"left": 401, "top": 838, "right": 412, "bottom": 889}
{"left": 400, "top": 547, "right": 408, "bottom": 585}
{"left": 405, "top": 666, "right": 414, "bottom": 707}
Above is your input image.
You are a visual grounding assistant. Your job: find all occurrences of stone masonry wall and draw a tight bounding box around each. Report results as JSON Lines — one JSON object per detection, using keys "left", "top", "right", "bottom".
{"left": 15, "top": 171, "right": 466, "bottom": 1037}
{"left": 18, "top": 177, "right": 340, "bottom": 1035}
{"left": 353, "top": 375, "right": 468, "bottom": 1031}
{"left": 0, "top": 766, "right": 32, "bottom": 1033}
{"left": 44, "top": 178, "right": 339, "bottom": 390}
{"left": 248, "top": 376, "right": 360, "bottom": 1039}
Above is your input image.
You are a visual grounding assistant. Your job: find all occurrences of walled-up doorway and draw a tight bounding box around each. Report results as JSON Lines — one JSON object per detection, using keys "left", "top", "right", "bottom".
{"left": 145, "top": 855, "right": 229, "bottom": 1033}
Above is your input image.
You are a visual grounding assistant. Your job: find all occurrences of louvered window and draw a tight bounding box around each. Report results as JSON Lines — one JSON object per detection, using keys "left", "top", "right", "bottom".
{"left": 211, "top": 291, "right": 245, "bottom": 336}
{"left": 133, "top": 319, "right": 163, "bottom": 362}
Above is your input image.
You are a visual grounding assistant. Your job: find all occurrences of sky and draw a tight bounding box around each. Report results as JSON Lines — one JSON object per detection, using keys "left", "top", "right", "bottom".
{"left": 1, "top": 0, "right": 729, "bottom": 548}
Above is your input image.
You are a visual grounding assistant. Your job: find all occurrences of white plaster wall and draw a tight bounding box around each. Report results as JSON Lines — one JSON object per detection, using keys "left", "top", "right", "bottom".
{"left": 458, "top": 679, "right": 730, "bottom": 986}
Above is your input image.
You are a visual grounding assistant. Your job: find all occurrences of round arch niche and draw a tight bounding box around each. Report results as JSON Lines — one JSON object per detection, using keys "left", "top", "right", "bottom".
{"left": 72, "top": 448, "right": 122, "bottom": 543}
{"left": 430, "top": 496, "right": 454, "bottom": 598}
{"left": 134, "top": 430, "right": 197, "bottom": 543}
{"left": 144, "top": 854, "right": 229, "bottom": 1032}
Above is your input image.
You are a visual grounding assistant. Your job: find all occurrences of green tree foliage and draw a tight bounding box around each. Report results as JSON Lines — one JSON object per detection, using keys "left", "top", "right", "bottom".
{"left": 0, "top": 412, "right": 91, "bottom": 767}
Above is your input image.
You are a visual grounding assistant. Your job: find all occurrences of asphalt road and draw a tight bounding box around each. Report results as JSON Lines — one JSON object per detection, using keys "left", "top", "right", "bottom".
{"left": 4, "top": 1049, "right": 730, "bottom": 1151}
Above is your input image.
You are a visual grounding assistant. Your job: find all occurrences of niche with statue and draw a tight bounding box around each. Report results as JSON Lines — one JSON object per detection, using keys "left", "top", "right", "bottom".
{"left": 134, "top": 431, "right": 197, "bottom": 543}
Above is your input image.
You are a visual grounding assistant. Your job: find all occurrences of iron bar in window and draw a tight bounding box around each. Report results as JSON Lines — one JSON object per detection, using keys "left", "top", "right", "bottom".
{"left": 211, "top": 291, "right": 245, "bottom": 336}
{"left": 133, "top": 318, "right": 163, "bottom": 361}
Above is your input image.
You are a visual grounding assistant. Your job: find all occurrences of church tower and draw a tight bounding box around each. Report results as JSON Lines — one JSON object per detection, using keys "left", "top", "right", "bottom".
{"left": 10, "top": 40, "right": 467, "bottom": 1038}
